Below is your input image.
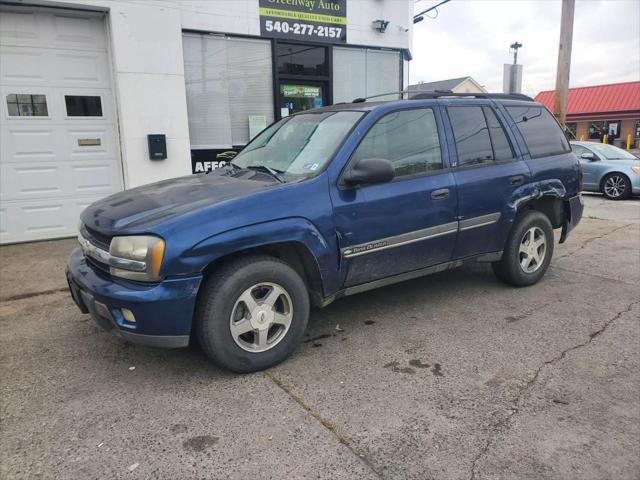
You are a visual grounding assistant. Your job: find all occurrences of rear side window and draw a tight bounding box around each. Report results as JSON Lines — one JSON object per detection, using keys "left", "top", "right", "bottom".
{"left": 352, "top": 108, "right": 442, "bottom": 178}
{"left": 447, "top": 106, "right": 493, "bottom": 166}
{"left": 482, "top": 107, "right": 514, "bottom": 161}
{"left": 506, "top": 106, "right": 570, "bottom": 158}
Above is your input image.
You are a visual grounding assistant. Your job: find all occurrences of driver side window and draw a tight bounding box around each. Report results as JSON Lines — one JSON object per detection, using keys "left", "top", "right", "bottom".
{"left": 352, "top": 108, "right": 443, "bottom": 179}
{"left": 571, "top": 144, "right": 592, "bottom": 160}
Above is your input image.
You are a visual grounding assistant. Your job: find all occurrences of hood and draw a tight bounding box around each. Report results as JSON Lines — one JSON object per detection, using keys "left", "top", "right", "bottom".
{"left": 602, "top": 158, "right": 640, "bottom": 168}
{"left": 81, "top": 170, "right": 278, "bottom": 234}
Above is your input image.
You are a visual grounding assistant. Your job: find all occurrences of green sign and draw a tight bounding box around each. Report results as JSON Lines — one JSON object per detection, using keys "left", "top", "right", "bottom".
{"left": 281, "top": 85, "right": 321, "bottom": 98}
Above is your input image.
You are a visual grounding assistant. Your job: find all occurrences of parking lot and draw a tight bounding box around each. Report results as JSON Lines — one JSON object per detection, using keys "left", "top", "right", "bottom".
{"left": 1, "top": 193, "right": 638, "bottom": 480}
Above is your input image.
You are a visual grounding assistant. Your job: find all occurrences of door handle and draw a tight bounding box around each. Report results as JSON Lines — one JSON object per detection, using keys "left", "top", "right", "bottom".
{"left": 509, "top": 175, "right": 524, "bottom": 186}
{"left": 431, "top": 188, "right": 450, "bottom": 200}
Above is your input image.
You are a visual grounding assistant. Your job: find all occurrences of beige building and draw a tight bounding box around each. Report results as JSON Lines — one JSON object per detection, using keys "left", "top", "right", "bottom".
{"left": 407, "top": 76, "right": 487, "bottom": 96}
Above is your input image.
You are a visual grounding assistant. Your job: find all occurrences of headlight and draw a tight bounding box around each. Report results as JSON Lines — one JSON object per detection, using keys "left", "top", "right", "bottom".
{"left": 109, "top": 235, "right": 165, "bottom": 281}
{"left": 631, "top": 166, "right": 640, "bottom": 174}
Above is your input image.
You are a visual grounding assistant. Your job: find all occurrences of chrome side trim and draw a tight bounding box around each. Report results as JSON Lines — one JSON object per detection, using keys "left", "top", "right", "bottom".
{"left": 459, "top": 212, "right": 502, "bottom": 232}
{"left": 340, "top": 212, "right": 502, "bottom": 258}
{"left": 341, "top": 221, "right": 458, "bottom": 258}
{"left": 77, "top": 233, "right": 146, "bottom": 272}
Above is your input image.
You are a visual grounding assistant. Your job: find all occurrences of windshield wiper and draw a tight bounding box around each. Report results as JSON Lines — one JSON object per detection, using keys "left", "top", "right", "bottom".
{"left": 245, "top": 165, "right": 286, "bottom": 183}
{"left": 210, "top": 162, "right": 242, "bottom": 175}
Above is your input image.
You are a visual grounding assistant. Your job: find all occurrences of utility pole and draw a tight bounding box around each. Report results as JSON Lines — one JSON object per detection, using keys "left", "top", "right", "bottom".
{"left": 553, "top": 0, "right": 575, "bottom": 125}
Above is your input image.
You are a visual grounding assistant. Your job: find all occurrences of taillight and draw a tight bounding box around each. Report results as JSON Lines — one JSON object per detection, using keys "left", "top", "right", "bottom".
{"left": 577, "top": 163, "right": 584, "bottom": 191}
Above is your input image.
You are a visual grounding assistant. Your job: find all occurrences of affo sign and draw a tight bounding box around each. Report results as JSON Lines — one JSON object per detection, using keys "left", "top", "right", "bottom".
{"left": 191, "top": 148, "right": 241, "bottom": 174}
{"left": 259, "top": 0, "right": 347, "bottom": 44}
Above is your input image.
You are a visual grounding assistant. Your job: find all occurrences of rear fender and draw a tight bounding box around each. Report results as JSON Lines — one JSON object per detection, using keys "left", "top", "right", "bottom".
{"left": 505, "top": 179, "right": 567, "bottom": 225}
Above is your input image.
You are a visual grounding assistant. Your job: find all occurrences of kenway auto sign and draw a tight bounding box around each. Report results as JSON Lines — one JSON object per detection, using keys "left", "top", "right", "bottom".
{"left": 259, "top": 0, "right": 347, "bottom": 44}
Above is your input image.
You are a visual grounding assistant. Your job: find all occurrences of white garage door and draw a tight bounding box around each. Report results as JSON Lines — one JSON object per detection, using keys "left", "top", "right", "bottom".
{"left": 0, "top": 6, "right": 122, "bottom": 244}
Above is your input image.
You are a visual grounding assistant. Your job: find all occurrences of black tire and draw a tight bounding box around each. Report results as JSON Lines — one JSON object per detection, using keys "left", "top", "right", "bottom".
{"left": 195, "top": 255, "right": 310, "bottom": 373}
{"left": 492, "top": 210, "right": 554, "bottom": 287}
{"left": 601, "top": 173, "right": 631, "bottom": 200}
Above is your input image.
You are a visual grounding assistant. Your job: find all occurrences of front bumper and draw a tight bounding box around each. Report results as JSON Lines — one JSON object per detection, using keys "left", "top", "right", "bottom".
{"left": 560, "top": 194, "right": 584, "bottom": 243}
{"left": 66, "top": 248, "right": 202, "bottom": 348}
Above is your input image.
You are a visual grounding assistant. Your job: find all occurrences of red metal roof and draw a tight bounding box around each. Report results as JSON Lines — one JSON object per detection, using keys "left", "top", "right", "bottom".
{"left": 534, "top": 81, "right": 640, "bottom": 115}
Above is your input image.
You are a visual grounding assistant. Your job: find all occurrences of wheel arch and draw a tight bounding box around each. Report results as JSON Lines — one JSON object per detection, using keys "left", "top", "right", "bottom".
{"left": 507, "top": 179, "right": 567, "bottom": 229}
{"left": 599, "top": 171, "right": 630, "bottom": 192}
{"left": 188, "top": 218, "right": 335, "bottom": 307}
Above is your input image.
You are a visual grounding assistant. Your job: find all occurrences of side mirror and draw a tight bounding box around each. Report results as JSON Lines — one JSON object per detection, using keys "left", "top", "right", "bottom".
{"left": 343, "top": 158, "right": 394, "bottom": 186}
{"left": 580, "top": 152, "right": 597, "bottom": 161}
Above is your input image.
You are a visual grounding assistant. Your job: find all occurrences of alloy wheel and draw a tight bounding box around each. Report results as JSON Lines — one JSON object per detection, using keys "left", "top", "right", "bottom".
{"left": 603, "top": 175, "right": 626, "bottom": 199}
{"left": 229, "top": 282, "right": 293, "bottom": 353}
{"left": 519, "top": 226, "right": 547, "bottom": 274}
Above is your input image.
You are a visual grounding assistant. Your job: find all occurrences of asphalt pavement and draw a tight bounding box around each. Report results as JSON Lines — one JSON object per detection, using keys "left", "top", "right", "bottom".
{"left": 1, "top": 194, "right": 639, "bottom": 480}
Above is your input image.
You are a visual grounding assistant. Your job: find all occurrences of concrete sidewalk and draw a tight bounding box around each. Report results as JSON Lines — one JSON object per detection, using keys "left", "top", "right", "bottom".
{"left": 1, "top": 195, "right": 639, "bottom": 480}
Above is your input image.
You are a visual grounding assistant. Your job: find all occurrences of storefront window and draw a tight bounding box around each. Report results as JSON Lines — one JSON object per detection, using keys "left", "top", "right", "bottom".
{"left": 276, "top": 43, "right": 327, "bottom": 76}
{"left": 565, "top": 122, "right": 577, "bottom": 139}
{"left": 605, "top": 120, "right": 621, "bottom": 142}
{"left": 588, "top": 121, "right": 605, "bottom": 140}
{"left": 183, "top": 33, "right": 274, "bottom": 148}
{"left": 332, "top": 47, "right": 401, "bottom": 103}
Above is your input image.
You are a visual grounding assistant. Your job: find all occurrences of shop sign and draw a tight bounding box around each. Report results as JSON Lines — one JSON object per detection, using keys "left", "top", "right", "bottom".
{"left": 281, "top": 85, "right": 321, "bottom": 98}
{"left": 259, "top": 0, "right": 347, "bottom": 44}
{"left": 191, "top": 148, "right": 242, "bottom": 174}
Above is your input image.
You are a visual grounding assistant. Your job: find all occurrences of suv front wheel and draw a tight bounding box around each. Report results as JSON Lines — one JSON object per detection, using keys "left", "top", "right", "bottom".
{"left": 195, "top": 255, "right": 310, "bottom": 372}
{"left": 492, "top": 210, "right": 554, "bottom": 287}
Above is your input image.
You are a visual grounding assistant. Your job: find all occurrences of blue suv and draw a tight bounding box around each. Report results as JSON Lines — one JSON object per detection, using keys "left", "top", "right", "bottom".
{"left": 67, "top": 93, "right": 584, "bottom": 372}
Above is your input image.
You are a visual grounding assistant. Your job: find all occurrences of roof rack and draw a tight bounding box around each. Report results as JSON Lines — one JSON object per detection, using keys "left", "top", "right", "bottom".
{"left": 410, "top": 91, "right": 534, "bottom": 101}
{"left": 350, "top": 90, "right": 534, "bottom": 103}
{"left": 352, "top": 91, "right": 411, "bottom": 103}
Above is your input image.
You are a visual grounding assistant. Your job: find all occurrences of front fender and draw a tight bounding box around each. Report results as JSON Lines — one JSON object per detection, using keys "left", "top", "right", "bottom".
{"left": 175, "top": 217, "right": 338, "bottom": 292}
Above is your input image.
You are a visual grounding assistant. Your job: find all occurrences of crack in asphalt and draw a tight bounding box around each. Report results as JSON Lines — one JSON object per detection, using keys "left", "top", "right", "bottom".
{"left": 550, "top": 265, "right": 638, "bottom": 286}
{"left": 469, "top": 299, "right": 640, "bottom": 480}
{"left": 264, "top": 370, "right": 384, "bottom": 479}
{"left": 555, "top": 223, "right": 634, "bottom": 260}
{"left": 1, "top": 287, "right": 68, "bottom": 303}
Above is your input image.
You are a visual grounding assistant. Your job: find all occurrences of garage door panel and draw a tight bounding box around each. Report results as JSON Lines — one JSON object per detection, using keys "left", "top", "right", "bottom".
{"left": 0, "top": 197, "right": 89, "bottom": 243}
{"left": 0, "top": 8, "right": 105, "bottom": 51}
{"left": 2, "top": 164, "right": 63, "bottom": 198}
{"left": 0, "top": 47, "right": 47, "bottom": 85}
{"left": 1, "top": 125, "right": 59, "bottom": 163}
{"left": 56, "top": 51, "right": 111, "bottom": 88}
{"left": 2, "top": 123, "right": 117, "bottom": 165}
{"left": 0, "top": 9, "right": 40, "bottom": 44}
{"left": 1, "top": 195, "right": 116, "bottom": 243}
{"left": 1, "top": 159, "right": 121, "bottom": 201}
{"left": 1, "top": 45, "right": 110, "bottom": 89}
{"left": 67, "top": 126, "right": 116, "bottom": 158}
{"left": 72, "top": 163, "right": 120, "bottom": 194}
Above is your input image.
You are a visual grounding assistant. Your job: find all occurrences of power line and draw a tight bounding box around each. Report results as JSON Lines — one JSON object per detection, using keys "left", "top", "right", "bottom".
{"left": 413, "top": 0, "right": 452, "bottom": 24}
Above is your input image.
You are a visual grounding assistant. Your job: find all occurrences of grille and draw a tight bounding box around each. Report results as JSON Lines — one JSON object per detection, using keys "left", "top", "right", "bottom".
{"left": 81, "top": 225, "right": 112, "bottom": 251}
{"left": 86, "top": 255, "right": 111, "bottom": 275}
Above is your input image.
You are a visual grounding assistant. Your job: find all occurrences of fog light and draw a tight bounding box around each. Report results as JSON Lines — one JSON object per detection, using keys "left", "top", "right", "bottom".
{"left": 121, "top": 308, "right": 136, "bottom": 323}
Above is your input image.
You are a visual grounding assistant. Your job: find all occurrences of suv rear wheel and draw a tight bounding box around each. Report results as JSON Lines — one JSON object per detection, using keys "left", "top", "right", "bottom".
{"left": 195, "top": 255, "right": 309, "bottom": 372}
{"left": 492, "top": 210, "right": 554, "bottom": 286}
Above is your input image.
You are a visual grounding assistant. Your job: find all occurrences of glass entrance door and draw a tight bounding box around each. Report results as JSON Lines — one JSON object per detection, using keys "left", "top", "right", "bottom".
{"left": 280, "top": 83, "right": 324, "bottom": 117}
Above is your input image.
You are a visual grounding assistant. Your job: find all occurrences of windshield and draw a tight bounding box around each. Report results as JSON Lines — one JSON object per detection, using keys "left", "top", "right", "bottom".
{"left": 232, "top": 111, "right": 364, "bottom": 177}
{"left": 585, "top": 143, "right": 638, "bottom": 160}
